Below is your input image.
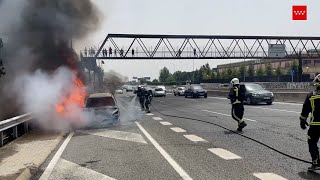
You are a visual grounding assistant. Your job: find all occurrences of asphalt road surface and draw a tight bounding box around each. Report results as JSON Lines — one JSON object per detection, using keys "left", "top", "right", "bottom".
{"left": 33, "top": 93, "right": 320, "bottom": 180}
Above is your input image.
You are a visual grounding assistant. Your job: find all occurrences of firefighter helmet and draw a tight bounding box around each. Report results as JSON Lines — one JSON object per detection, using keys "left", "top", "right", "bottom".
{"left": 231, "top": 78, "right": 240, "bottom": 86}
{"left": 313, "top": 74, "right": 320, "bottom": 86}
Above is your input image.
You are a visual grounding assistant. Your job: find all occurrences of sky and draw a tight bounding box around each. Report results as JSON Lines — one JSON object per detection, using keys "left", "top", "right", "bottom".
{"left": 75, "top": 0, "right": 320, "bottom": 80}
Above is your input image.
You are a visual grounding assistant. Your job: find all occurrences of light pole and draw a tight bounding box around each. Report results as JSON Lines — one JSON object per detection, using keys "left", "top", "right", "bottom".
{"left": 243, "top": 58, "right": 246, "bottom": 82}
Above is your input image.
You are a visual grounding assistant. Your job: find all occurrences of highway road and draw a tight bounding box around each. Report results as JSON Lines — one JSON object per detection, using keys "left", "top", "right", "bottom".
{"left": 32, "top": 93, "right": 320, "bottom": 180}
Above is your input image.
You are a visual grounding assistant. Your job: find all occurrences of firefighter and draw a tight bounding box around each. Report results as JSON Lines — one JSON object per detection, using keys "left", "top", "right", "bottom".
{"left": 136, "top": 86, "right": 145, "bottom": 110}
{"left": 300, "top": 74, "right": 320, "bottom": 171}
{"left": 229, "top": 78, "right": 247, "bottom": 131}
{"left": 144, "top": 89, "right": 152, "bottom": 113}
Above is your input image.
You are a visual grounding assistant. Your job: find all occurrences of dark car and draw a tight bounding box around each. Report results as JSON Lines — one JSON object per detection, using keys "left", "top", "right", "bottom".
{"left": 185, "top": 84, "right": 207, "bottom": 98}
{"left": 243, "top": 83, "right": 274, "bottom": 105}
{"left": 84, "top": 93, "right": 120, "bottom": 126}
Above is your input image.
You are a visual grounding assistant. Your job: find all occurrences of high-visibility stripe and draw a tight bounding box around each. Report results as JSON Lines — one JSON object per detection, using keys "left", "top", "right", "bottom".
{"left": 309, "top": 95, "right": 320, "bottom": 125}
{"left": 232, "top": 100, "right": 241, "bottom": 104}
{"left": 300, "top": 115, "right": 308, "bottom": 120}
{"left": 232, "top": 109, "right": 242, "bottom": 122}
{"left": 235, "top": 87, "right": 239, "bottom": 97}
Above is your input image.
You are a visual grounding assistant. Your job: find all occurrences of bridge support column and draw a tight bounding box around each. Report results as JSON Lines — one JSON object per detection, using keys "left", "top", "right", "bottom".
{"left": 13, "top": 126, "right": 18, "bottom": 139}
{"left": 0, "top": 131, "right": 3, "bottom": 147}
{"left": 24, "top": 121, "right": 29, "bottom": 134}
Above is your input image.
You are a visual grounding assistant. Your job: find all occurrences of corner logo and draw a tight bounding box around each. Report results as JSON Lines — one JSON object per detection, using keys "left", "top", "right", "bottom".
{"left": 292, "top": 5, "right": 307, "bottom": 20}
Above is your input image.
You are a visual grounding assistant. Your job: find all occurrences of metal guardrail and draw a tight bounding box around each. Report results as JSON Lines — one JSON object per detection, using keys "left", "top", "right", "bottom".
{"left": 0, "top": 113, "right": 32, "bottom": 147}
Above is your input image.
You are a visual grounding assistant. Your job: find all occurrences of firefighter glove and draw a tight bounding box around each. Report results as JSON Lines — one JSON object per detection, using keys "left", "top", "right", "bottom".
{"left": 300, "top": 120, "right": 309, "bottom": 130}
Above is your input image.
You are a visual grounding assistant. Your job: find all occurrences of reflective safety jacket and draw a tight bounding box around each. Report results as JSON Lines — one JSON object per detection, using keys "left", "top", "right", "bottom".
{"left": 136, "top": 89, "right": 144, "bottom": 98}
{"left": 300, "top": 91, "right": 320, "bottom": 125}
{"left": 229, "top": 85, "right": 245, "bottom": 105}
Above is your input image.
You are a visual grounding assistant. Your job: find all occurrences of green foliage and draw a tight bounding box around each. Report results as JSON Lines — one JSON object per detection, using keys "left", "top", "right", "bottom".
{"left": 265, "top": 63, "right": 273, "bottom": 76}
{"left": 275, "top": 66, "right": 282, "bottom": 76}
{"left": 257, "top": 66, "right": 265, "bottom": 77}
{"left": 239, "top": 65, "right": 246, "bottom": 78}
{"left": 287, "top": 60, "right": 299, "bottom": 76}
{"left": 159, "top": 67, "right": 170, "bottom": 82}
{"left": 232, "top": 68, "right": 240, "bottom": 78}
{"left": 166, "top": 75, "right": 176, "bottom": 83}
{"left": 248, "top": 65, "right": 254, "bottom": 77}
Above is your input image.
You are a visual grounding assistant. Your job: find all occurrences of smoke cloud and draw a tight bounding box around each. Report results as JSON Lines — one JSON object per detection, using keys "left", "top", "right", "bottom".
{"left": 102, "top": 70, "right": 125, "bottom": 95}
{"left": 0, "top": 0, "right": 101, "bottom": 129}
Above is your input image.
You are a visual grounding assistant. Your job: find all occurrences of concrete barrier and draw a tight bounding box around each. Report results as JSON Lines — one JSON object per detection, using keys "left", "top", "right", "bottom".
{"left": 207, "top": 90, "right": 307, "bottom": 103}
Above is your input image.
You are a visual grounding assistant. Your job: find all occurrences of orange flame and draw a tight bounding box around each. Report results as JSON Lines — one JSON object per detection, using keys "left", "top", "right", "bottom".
{"left": 55, "top": 75, "right": 86, "bottom": 122}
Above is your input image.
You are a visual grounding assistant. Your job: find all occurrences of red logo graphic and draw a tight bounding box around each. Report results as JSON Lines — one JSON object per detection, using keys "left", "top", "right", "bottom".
{"left": 292, "top": 5, "right": 307, "bottom": 20}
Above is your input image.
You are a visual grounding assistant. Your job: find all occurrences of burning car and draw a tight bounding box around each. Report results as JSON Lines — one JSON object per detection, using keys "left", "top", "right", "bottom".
{"left": 84, "top": 93, "right": 120, "bottom": 127}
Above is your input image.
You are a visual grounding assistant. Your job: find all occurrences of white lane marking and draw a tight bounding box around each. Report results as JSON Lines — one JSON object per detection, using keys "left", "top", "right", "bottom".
{"left": 135, "top": 122, "right": 193, "bottom": 180}
{"left": 78, "top": 129, "right": 147, "bottom": 144}
{"left": 253, "top": 173, "right": 287, "bottom": 180}
{"left": 208, "top": 148, "right": 242, "bottom": 160}
{"left": 209, "top": 96, "right": 302, "bottom": 106}
{"left": 208, "top": 97, "right": 228, "bottom": 100}
{"left": 184, "top": 135, "right": 207, "bottom": 142}
{"left": 49, "top": 158, "right": 116, "bottom": 180}
{"left": 160, "top": 121, "right": 172, "bottom": 125}
{"left": 153, "top": 99, "right": 166, "bottom": 103}
{"left": 39, "top": 132, "right": 74, "bottom": 180}
{"left": 146, "top": 113, "right": 154, "bottom": 116}
{"left": 202, "top": 110, "right": 257, "bottom": 122}
{"left": 171, "top": 127, "right": 186, "bottom": 133}
{"left": 249, "top": 106, "right": 299, "bottom": 114}
{"left": 153, "top": 117, "right": 163, "bottom": 121}
{"left": 273, "top": 102, "right": 302, "bottom": 105}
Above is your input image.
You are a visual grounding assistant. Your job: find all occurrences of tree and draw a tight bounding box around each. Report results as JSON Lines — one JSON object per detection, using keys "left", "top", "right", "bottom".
{"left": 152, "top": 79, "right": 159, "bottom": 83}
{"left": 239, "top": 65, "right": 246, "bottom": 78}
{"left": 265, "top": 63, "right": 273, "bottom": 76}
{"left": 288, "top": 60, "right": 299, "bottom": 76}
{"left": 211, "top": 70, "right": 217, "bottom": 79}
{"left": 275, "top": 66, "right": 282, "bottom": 76}
{"left": 159, "top": 67, "right": 170, "bottom": 82}
{"left": 248, "top": 65, "right": 254, "bottom": 77}
{"left": 166, "top": 75, "right": 175, "bottom": 83}
{"left": 193, "top": 69, "right": 201, "bottom": 83}
{"left": 257, "top": 66, "right": 265, "bottom": 77}
{"left": 226, "top": 68, "right": 233, "bottom": 79}
{"left": 216, "top": 71, "right": 221, "bottom": 79}
{"left": 220, "top": 70, "right": 226, "bottom": 79}
{"left": 232, "top": 68, "right": 239, "bottom": 78}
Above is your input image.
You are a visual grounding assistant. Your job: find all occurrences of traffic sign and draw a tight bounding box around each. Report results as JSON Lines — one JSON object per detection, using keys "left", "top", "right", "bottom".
{"left": 290, "top": 69, "right": 295, "bottom": 76}
{"left": 268, "top": 44, "right": 286, "bottom": 58}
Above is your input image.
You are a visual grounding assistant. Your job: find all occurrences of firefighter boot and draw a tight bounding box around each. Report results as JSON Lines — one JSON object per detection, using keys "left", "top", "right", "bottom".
{"left": 308, "top": 158, "right": 320, "bottom": 172}
{"left": 237, "top": 121, "right": 247, "bottom": 131}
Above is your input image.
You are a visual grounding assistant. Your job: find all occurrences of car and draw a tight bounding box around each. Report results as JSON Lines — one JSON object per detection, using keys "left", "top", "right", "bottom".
{"left": 115, "top": 89, "right": 123, "bottom": 94}
{"left": 153, "top": 87, "right": 166, "bottom": 97}
{"left": 156, "top": 85, "right": 166, "bottom": 92}
{"left": 126, "top": 85, "right": 134, "bottom": 92}
{"left": 243, "top": 83, "right": 274, "bottom": 105}
{"left": 185, "top": 84, "right": 207, "bottom": 98}
{"left": 84, "top": 93, "right": 120, "bottom": 126}
{"left": 174, "top": 87, "right": 186, "bottom": 96}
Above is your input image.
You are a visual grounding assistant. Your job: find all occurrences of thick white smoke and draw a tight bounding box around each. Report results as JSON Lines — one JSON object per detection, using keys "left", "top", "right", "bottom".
{"left": 12, "top": 67, "right": 85, "bottom": 130}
